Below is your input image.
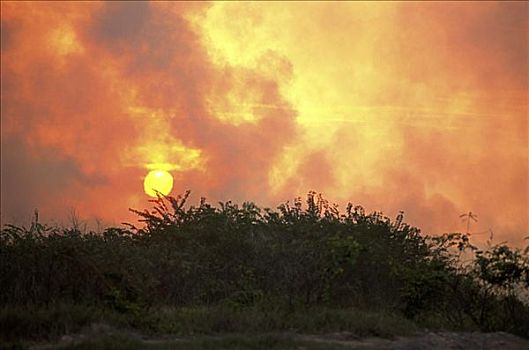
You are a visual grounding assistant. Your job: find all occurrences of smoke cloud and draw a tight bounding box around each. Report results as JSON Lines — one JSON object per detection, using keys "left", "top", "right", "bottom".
{"left": 1, "top": 2, "right": 527, "bottom": 245}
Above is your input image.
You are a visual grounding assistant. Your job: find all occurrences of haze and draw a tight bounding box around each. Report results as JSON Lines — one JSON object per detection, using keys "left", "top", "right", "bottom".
{"left": 1, "top": 2, "right": 527, "bottom": 245}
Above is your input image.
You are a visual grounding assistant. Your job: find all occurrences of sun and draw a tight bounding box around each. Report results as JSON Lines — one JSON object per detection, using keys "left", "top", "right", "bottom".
{"left": 143, "top": 170, "right": 174, "bottom": 198}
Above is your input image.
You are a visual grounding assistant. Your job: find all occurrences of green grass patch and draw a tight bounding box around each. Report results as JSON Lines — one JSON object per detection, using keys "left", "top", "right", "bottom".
{"left": 138, "top": 305, "right": 418, "bottom": 337}
{"left": 60, "top": 334, "right": 351, "bottom": 350}
{"left": 0, "top": 303, "right": 419, "bottom": 345}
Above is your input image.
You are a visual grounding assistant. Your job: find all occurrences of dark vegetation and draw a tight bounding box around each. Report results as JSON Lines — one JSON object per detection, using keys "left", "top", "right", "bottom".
{"left": 1, "top": 191, "right": 529, "bottom": 347}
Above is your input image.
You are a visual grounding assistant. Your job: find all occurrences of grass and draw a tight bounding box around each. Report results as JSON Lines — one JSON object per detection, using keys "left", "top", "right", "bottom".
{"left": 141, "top": 305, "right": 418, "bottom": 337}
{"left": 0, "top": 304, "right": 123, "bottom": 342}
{"left": 0, "top": 303, "right": 419, "bottom": 349}
{"left": 57, "top": 334, "right": 353, "bottom": 350}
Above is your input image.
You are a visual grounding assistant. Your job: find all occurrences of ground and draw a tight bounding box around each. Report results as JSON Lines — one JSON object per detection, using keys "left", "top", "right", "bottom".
{"left": 19, "top": 323, "right": 529, "bottom": 350}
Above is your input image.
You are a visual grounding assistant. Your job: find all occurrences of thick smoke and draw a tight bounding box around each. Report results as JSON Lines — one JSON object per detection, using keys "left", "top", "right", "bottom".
{"left": 1, "top": 2, "right": 527, "bottom": 245}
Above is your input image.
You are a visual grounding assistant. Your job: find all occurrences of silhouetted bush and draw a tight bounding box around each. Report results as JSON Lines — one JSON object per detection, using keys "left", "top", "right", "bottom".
{"left": 1, "top": 191, "right": 528, "bottom": 338}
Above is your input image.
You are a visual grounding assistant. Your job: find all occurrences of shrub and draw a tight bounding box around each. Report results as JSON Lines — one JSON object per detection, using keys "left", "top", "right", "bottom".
{"left": 1, "top": 191, "right": 528, "bottom": 339}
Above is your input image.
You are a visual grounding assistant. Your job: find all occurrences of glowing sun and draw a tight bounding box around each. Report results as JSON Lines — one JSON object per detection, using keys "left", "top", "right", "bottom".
{"left": 143, "top": 170, "right": 174, "bottom": 197}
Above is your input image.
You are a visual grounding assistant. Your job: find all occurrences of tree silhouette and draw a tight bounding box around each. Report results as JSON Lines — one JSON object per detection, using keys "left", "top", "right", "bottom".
{"left": 459, "top": 211, "right": 478, "bottom": 235}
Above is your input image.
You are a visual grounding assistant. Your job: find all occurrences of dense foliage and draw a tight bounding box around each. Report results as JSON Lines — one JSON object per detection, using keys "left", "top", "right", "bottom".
{"left": 1, "top": 191, "right": 529, "bottom": 339}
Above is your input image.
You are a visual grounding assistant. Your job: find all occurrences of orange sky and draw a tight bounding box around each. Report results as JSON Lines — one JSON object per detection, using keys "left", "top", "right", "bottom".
{"left": 1, "top": 2, "right": 527, "bottom": 245}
